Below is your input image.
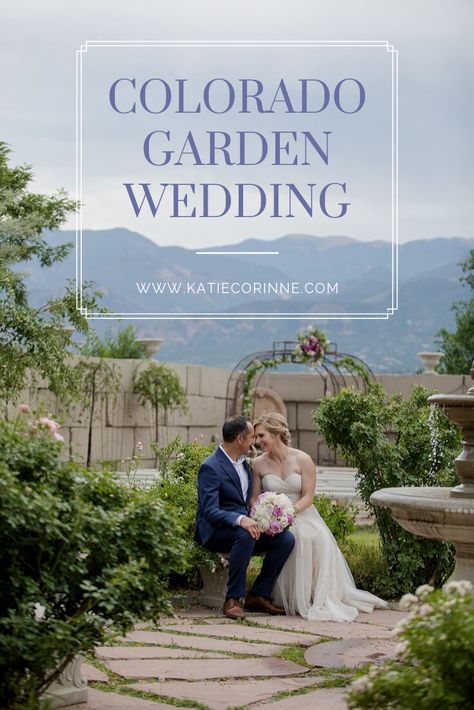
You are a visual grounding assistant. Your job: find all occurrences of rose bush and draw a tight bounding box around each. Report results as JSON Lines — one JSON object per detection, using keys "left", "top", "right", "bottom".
{"left": 0, "top": 409, "right": 186, "bottom": 709}
{"left": 347, "top": 581, "right": 474, "bottom": 709}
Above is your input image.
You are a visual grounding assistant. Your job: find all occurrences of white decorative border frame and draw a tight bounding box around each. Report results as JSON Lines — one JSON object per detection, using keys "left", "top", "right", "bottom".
{"left": 76, "top": 40, "right": 398, "bottom": 320}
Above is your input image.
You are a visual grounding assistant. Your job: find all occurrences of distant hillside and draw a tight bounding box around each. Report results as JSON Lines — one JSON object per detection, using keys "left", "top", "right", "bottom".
{"left": 23, "top": 229, "right": 474, "bottom": 373}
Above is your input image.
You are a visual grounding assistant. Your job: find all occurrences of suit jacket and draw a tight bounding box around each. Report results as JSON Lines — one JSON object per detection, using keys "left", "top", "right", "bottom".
{"left": 195, "top": 446, "right": 252, "bottom": 545}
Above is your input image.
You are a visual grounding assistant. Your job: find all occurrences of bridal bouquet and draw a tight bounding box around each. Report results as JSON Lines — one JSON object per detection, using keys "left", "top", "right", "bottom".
{"left": 250, "top": 492, "right": 295, "bottom": 536}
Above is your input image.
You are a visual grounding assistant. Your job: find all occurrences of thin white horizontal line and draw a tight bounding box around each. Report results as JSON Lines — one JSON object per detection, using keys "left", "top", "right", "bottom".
{"left": 195, "top": 251, "right": 279, "bottom": 255}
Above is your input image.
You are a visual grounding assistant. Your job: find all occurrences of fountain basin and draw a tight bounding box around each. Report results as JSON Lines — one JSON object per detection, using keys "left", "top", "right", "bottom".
{"left": 371, "top": 486, "right": 474, "bottom": 583}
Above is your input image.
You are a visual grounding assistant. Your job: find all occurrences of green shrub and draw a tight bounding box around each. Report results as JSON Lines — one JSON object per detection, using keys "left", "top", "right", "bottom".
{"left": 80, "top": 325, "right": 148, "bottom": 359}
{"left": 0, "top": 409, "right": 186, "bottom": 708}
{"left": 347, "top": 581, "right": 474, "bottom": 709}
{"left": 313, "top": 495, "right": 357, "bottom": 543}
{"left": 340, "top": 529, "right": 390, "bottom": 597}
{"left": 314, "top": 384, "right": 461, "bottom": 597}
{"left": 149, "top": 436, "right": 218, "bottom": 585}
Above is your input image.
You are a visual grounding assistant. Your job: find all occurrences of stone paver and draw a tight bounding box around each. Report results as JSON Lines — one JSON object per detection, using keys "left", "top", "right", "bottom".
{"left": 96, "top": 645, "right": 229, "bottom": 659}
{"left": 105, "top": 657, "right": 308, "bottom": 680}
{"left": 252, "top": 686, "right": 349, "bottom": 710}
{"left": 87, "top": 607, "right": 401, "bottom": 708}
{"left": 82, "top": 663, "right": 108, "bottom": 682}
{"left": 125, "top": 629, "right": 286, "bottom": 656}
{"left": 305, "top": 638, "right": 397, "bottom": 668}
{"left": 177, "top": 607, "right": 223, "bottom": 618}
{"left": 249, "top": 615, "right": 392, "bottom": 639}
{"left": 162, "top": 622, "right": 321, "bottom": 645}
{"left": 132, "top": 678, "right": 320, "bottom": 710}
{"left": 355, "top": 609, "right": 408, "bottom": 627}
{"left": 85, "top": 688, "right": 179, "bottom": 709}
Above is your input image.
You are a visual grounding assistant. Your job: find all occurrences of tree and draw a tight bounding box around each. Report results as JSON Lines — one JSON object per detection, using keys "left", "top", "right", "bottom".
{"left": 133, "top": 362, "right": 188, "bottom": 449}
{"left": 80, "top": 325, "right": 148, "bottom": 359}
{"left": 436, "top": 250, "right": 474, "bottom": 374}
{"left": 0, "top": 142, "right": 102, "bottom": 407}
{"left": 314, "top": 384, "right": 461, "bottom": 597}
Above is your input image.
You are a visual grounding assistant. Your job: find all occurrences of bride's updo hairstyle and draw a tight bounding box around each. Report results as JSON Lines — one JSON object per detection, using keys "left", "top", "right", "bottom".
{"left": 254, "top": 412, "right": 291, "bottom": 446}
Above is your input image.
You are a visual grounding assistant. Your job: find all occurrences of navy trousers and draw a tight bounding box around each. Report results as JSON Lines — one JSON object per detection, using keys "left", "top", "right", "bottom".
{"left": 204, "top": 525, "right": 295, "bottom": 600}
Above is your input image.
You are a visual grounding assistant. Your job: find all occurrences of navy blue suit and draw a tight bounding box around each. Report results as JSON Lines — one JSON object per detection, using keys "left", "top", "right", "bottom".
{"left": 196, "top": 447, "right": 295, "bottom": 600}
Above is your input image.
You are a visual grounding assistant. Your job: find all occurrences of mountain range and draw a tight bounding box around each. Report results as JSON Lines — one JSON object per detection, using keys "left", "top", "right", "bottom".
{"left": 23, "top": 229, "right": 474, "bottom": 372}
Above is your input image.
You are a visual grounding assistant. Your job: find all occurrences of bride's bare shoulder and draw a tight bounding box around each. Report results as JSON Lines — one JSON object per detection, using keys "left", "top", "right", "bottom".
{"left": 252, "top": 453, "right": 268, "bottom": 472}
{"left": 293, "top": 448, "right": 316, "bottom": 468}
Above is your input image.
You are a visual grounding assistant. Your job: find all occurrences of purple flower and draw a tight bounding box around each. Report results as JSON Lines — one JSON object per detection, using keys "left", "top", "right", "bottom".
{"left": 287, "top": 514, "right": 294, "bottom": 525}
{"left": 272, "top": 505, "right": 283, "bottom": 516}
{"left": 268, "top": 520, "right": 283, "bottom": 535}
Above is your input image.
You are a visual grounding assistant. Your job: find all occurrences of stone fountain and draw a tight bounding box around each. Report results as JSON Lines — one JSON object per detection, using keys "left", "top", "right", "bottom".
{"left": 371, "top": 364, "right": 474, "bottom": 584}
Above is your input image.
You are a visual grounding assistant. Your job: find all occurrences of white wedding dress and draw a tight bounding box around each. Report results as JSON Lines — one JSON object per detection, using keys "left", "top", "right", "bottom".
{"left": 263, "top": 473, "right": 387, "bottom": 621}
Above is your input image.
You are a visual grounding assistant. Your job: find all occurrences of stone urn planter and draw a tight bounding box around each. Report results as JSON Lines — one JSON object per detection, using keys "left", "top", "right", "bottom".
{"left": 137, "top": 338, "right": 163, "bottom": 358}
{"left": 198, "top": 564, "right": 229, "bottom": 608}
{"left": 41, "top": 655, "right": 87, "bottom": 708}
{"left": 417, "top": 351, "right": 442, "bottom": 374}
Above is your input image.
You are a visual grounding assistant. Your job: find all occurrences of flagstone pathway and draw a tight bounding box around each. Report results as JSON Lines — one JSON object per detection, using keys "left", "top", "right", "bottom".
{"left": 79, "top": 604, "right": 406, "bottom": 710}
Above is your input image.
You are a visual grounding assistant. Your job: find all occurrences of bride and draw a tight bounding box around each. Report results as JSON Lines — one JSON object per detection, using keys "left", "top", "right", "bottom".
{"left": 251, "top": 412, "right": 387, "bottom": 621}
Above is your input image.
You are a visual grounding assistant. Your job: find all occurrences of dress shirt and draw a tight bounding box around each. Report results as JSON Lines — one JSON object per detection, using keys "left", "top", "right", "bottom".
{"left": 219, "top": 444, "right": 249, "bottom": 527}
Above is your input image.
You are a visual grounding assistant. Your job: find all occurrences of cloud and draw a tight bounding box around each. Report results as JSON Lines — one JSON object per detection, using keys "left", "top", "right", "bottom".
{"left": 1, "top": 0, "right": 472, "bottom": 244}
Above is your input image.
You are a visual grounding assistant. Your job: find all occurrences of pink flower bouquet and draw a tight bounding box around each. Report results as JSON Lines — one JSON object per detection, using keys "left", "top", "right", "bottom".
{"left": 250, "top": 492, "right": 295, "bottom": 536}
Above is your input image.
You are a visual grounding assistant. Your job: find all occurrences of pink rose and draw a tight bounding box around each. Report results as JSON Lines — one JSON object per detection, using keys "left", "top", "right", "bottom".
{"left": 272, "top": 505, "right": 283, "bottom": 516}
{"left": 19, "top": 404, "right": 30, "bottom": 413}
{"left": 39, "top": 417, "right": 59, "bottom": 434}
{"left": 268, "top": 520, "right": 283, "bottom": 535}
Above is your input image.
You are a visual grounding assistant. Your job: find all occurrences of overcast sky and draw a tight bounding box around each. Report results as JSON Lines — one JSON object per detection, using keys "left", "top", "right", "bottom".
{"left": 1, "top": 0, "right": 472, "bottom": 248}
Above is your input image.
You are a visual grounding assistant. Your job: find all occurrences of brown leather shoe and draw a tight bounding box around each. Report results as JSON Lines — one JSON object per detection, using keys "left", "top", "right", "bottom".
{"left": 244, "top": 594, "right": 285, "bottom": 615}
{"left": 223, "top": 597, "right": 247, "bottom": 620}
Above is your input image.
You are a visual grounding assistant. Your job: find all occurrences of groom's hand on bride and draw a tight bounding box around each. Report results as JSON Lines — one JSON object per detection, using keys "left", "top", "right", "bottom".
{"left": 240, "top": 516, "right": 261, "bottom": 540}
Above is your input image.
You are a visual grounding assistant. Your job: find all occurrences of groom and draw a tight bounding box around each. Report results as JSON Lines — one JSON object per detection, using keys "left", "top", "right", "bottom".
{"left": 195, "top": 415, "right": 295, "bottom": 620}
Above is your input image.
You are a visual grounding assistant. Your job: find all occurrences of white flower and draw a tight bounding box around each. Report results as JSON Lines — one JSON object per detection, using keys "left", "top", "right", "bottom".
{"left": 390, "top": 617, "right": 409, "bottom": 637}
{"left": 415, "top": 584, "right": 434, "bottom": 599}
{"left": 399, "top": 593, "right": 419, "bottom": 610}
{"left": 351, "top": 675, "right": 370, "bottom": 693}
{"left": 443, "top": 580, "right": 473, "bottom": 596}
{"left": 34, "top": 602, "right": 46, "bottom": 621}
{"left": 395, "top": 641, "right": 409, "bottom": 658}
{"left": 418, "top": 603, "right": 433, "bottom": 618}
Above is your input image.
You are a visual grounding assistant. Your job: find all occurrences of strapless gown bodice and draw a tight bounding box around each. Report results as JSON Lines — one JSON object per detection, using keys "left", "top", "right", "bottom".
{"left": 262, "top": 473, "right": 302, "bottom": 503}
{"left": 261, "top": 472, "right": 387, "bottom": 622}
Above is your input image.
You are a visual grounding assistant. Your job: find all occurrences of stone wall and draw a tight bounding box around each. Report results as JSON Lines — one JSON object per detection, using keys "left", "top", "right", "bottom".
{"left": 25, "top": 359, "right": 469, "bottom": 467}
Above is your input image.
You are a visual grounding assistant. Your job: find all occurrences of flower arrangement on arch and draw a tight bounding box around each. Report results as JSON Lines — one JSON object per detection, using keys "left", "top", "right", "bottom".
{"left": 294, "top": 326, "right": 329, "bottom": 365}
